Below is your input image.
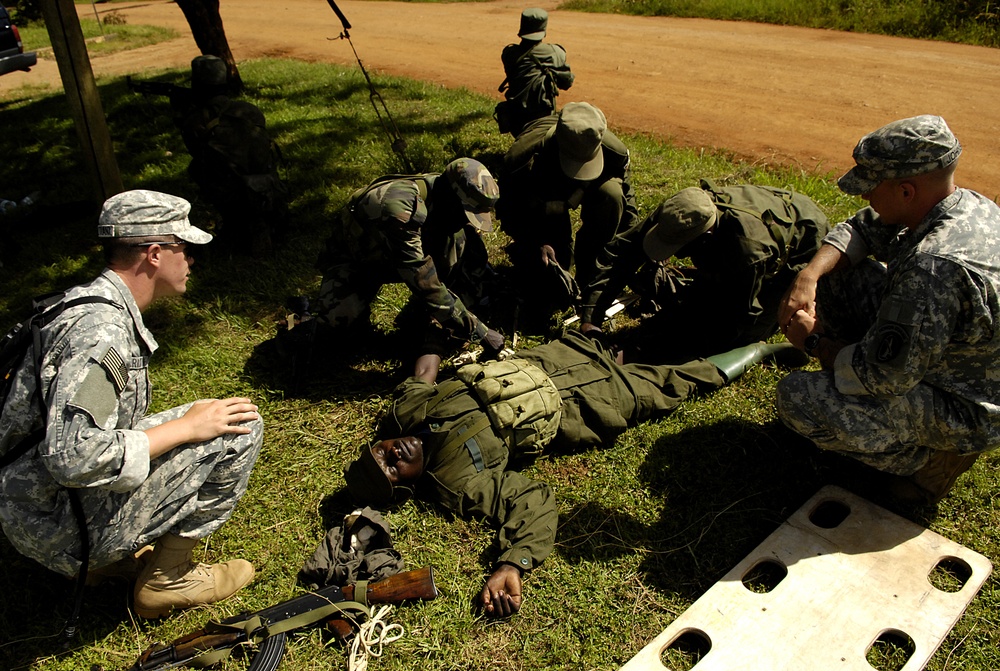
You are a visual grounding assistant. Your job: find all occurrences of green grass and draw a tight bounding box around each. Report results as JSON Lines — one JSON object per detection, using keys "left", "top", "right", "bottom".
{"left": 559, "top": 0, "right": 1000, "bottom": 48}
{"left": 17, "top": 17, "right": 178, "bottom": 56}
{"left": 0, "top": 58, "right": 998, "bottom": 671}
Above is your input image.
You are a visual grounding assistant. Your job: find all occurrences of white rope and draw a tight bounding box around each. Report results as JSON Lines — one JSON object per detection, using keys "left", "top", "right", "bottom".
{"left": 347, "top": 604, "right": 405, "bottom": 671}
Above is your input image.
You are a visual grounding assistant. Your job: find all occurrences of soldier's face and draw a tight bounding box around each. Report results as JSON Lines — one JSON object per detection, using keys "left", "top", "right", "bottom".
{"left": 863, "top": 179, "right": 908, "bottom": 228}
{"left": 371, "top": 436, "right": 425, "bottom": 485}
{"left": 151, "top": 242, "right": 195, "bottom": 299}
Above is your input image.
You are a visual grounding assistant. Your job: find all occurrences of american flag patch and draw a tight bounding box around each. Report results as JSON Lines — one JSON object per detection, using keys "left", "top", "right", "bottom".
{"left": 100, "top": 347, "right": 128, "bottom": 394}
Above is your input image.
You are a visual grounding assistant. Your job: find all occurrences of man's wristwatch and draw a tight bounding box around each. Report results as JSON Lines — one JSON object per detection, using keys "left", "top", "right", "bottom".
{"left": 804, "top": 333, "right": 826, "bottom": 357}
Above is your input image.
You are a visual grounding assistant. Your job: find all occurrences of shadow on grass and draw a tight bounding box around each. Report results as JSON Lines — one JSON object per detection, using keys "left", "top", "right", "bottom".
{"left": 554, "top": 417, "right": 942, "bottom": 601}
{"left": 0, "top": 536, "right": 131, "bottom": 671}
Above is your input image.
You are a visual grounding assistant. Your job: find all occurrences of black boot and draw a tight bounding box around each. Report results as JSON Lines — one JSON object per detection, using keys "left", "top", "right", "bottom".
{"left": 706, "top": 341, "right": 810, "bottom": 383}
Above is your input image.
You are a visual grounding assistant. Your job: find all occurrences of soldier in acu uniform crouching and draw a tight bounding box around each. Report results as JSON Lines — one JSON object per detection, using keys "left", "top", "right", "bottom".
{"left": 0, "top": 190, "right": 263, "bottom": 619}
{"left": 778, "top": 115, "right": 1000, "bottom": 505}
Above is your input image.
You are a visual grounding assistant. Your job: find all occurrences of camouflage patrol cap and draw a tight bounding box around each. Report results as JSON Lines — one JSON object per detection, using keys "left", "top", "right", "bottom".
{"left": 837, "top": 115, "right": 962, "bottom": 196}
{"left": 443, "top": 158, "right": 500, "bottom": 232}
{"left": 191, "top": 55, "right": 227, "bottom": 92}
{"left": 642, "top": 187, "right": 718, "bottom": 261}
{"left": 552, "top": 102, "right": 606, "bottom": 181}
{"left": 98, "top": 190, "right": 213, "bottom": 244}
{"left": 344, "top": 443, "right": 414, "bottom": 507}
{"left": 518, "top": 8, "right": 548, "bottom": 41}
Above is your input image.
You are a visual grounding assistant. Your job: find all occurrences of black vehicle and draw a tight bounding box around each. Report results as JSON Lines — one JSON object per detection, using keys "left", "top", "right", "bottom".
{"left": 0, "top": 3, "right": 36, "bottom": 76}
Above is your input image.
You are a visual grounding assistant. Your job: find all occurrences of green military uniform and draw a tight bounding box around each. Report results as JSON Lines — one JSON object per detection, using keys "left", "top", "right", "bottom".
{"left": 373, "top": 331, "right": 724, "bottom": 571}
{"left": 498, "top": 41, "right": 574, "bottom": 137}
{"left": 498, "top": 113, "right": 639, "bottom": 315}
{"left": 317, "top": 168, "right": 496, "bottom": 354}
{"left": 171, "top": 66, "right": 288, "bottom": 255}
{"left": 586, "top": 180, "right": 829, "bottom": 360}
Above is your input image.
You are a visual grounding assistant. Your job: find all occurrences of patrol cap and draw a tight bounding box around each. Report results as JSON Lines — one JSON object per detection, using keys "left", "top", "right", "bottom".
{"left": 443, "top": 158, "right": 500, "bottom": 232}
{"left": 552, "top": 102, "right": 606, "bottom": 181}
{"left": 837, "top": 115, "right": 962, "bottom": 196}
{"left": 344, "top": 443, "right": 413, "bottom": 507}
{"left": 518, "top": 8, "right": 548, "bottom": 41}
{"left": 642, "top": 187, "right": 718, "bottom": 261}
{"left": 98, "top": 190, "right": 213, "bottom": 244}
{"left": 191, "top": 54, "right": 227, "bottom": 92}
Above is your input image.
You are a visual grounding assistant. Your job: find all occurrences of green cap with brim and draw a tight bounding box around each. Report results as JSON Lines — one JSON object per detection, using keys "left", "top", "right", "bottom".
{"left": 518, "top": 8, "right": 548, "bottom": 41}
{"left": 551, "top": 102, "right": 606, "bottom": 181}
{"left": 642, "top": 187, "right": 718, "bottom": 261}
{"left": 345, "top": 444, "right": 394, "bottom": 506}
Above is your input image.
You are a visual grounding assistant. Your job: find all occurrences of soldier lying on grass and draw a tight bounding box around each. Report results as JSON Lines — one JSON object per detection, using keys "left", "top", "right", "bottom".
{"left": 344, "top": 330, "right": 806, "bottom": 617}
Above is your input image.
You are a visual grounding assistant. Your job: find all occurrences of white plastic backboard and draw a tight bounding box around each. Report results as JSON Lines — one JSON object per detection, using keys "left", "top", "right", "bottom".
{"left": 620, "top": 485, "right": 992, "bottom": 671}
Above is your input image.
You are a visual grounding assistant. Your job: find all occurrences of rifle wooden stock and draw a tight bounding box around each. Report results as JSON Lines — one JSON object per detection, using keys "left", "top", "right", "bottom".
{"left": 343, "top": 566, "right": 439, "bottom": 604}
{"left": 326, "top": 566, "right": 439, "bottom": 642}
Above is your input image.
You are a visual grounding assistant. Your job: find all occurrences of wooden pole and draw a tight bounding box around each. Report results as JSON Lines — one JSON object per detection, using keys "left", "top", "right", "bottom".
{"left": 38, "top": 0, "right": 122, "bottom": 204}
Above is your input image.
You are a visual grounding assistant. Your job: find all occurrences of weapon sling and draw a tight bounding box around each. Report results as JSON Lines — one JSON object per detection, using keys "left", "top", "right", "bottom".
{"left": 325, "top": 0, "right": 413, "bottom": 171}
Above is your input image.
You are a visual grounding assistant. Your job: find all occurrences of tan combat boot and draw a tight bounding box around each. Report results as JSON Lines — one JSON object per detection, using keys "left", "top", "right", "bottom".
{"left": 133, "top": 534, "right": 254, "bottom": 619}
{"left": 889, "top": 450, "right": 980, "bottom": 506}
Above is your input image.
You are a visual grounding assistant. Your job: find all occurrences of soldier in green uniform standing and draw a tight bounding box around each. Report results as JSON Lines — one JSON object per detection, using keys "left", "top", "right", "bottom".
{"left": 316, "top": 158, "right": 506, "bottom": 361}
{"left": 344, "top": 331, "right": 803, "bottom": 617}
{"left": 497, "top": 102, "right": 638, "bottom": 324}
{"left": 496, "top": 8, "right": 575, "bottom": 137}
{"left": 580, "top": 180, "right": 830, "bottom": 361}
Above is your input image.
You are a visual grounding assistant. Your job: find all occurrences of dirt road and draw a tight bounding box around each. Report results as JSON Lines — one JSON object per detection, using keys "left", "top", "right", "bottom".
{"left": 5, "top": 0, "right": 1000, "bottom": 197}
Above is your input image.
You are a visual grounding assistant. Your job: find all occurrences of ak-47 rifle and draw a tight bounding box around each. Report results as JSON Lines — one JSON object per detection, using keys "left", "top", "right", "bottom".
{"left": 124, "top": 566, "right": 438, "bottom": 671}
{"left": 324, "top": 0, "right": 413, "bottom": 172}
{"left": 126, "top": 76, "right": 187, "bottom": 99}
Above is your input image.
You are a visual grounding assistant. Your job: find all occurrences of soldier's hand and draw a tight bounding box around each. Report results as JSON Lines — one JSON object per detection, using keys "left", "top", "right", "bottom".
{"left": 779, "top": 272, "right": 819, "bottom": 332}
{"left": 540, "top": 244, "right": 559, "bottom": 267}
{"left": 479, "top": 329, "right": 506, "bottom": 361}
{"left": 183, "top": 398, "right": 260, "bottom": 442}
{"left": 480, "top": 564, "right": 523, "bottom": 619}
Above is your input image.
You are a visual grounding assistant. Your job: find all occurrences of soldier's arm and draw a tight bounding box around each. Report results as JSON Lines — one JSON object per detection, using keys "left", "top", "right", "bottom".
{"left": 458, "top": 469, "right": 557, "bottom": 575}
{"left": 778, "top": 243, "right": 850, "bottom": 329}
{"left": 39, "top": 318, "right": 150, "bottom": 493}
{"left": 579, "top": 214, "right": 648, "bottom": 326}
{"left": 837, "top": 260, "right": 965, "bottom": 398}
{"left": 549, "top": 44, "right": 574, "bottom": 90}
{"left": 381, "top": 194, "right": 491, "bottom": 344}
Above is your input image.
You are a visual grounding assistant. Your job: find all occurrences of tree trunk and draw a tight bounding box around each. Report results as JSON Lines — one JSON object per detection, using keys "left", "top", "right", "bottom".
{"left": 173, "top": 0, "right": 243, "bottom": 92}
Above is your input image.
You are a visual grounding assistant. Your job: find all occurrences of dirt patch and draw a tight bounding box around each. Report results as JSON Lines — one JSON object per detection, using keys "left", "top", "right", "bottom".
{"left": 5, "top": 0, "right": 1000, "bottom": 198}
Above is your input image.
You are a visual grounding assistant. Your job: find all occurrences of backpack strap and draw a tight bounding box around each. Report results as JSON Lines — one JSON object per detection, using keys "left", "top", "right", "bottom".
{"left": 0, "top": 295, "right": 117, "bottom": 469}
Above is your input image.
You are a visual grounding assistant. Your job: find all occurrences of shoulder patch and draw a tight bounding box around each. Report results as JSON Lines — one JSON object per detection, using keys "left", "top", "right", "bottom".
{"left": 100, "top": 347, "right": 128, "bottom": 394}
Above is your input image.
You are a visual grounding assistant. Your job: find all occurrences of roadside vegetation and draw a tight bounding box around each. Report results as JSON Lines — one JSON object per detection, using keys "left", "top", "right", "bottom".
{"left": 560, "top": 0, "right": 1000, "bottom": 48}
{"left": 16, "top": 16, "right": 178, "bottom": 57}
{"left": 0, "top": 59, "right": 998, "bottom": 671}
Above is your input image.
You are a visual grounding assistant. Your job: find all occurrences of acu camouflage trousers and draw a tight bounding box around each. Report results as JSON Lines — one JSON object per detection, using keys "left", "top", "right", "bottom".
{"left": 776, "top": 260, "right": 979, "bottom": 476}
{"left": 73, "top": 403, "right": 262, "bottom": 574}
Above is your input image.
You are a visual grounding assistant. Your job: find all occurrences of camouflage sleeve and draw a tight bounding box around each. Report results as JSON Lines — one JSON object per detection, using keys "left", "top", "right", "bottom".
{"left": 39, "top": 319, "right": 150, "bottom": 493}
{"left": 398, "top": 255, "right": 488, "bottom": 344}
{"left": 834, "top": 258, "right": 963, "bottom": 397}
{"left": 579, "top": 212, "right": 648, "bottom": 324}
{"left": 458, "top": 468, "right": 557, "bottom": 572}
{"left": 823, "top": 207, "right": 898, "bottom": 264}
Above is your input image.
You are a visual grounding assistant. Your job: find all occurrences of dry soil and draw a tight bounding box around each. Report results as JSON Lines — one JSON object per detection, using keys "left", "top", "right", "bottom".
{"left": 4, "top": 0, "right": 1000, "bottom": 198}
